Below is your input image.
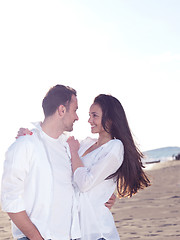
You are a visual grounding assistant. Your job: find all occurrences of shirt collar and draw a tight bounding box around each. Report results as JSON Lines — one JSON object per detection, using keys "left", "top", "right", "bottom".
{"left": 31, "top": 121, "right": 68, "bottom": 143}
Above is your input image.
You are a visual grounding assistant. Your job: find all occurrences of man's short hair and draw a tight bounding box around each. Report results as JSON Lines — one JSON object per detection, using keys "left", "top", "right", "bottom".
{"left": 42, "top": 84, "right": 77, "bottom": 117}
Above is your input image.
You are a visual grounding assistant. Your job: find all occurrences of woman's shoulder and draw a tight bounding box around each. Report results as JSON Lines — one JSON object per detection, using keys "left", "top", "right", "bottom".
{"left": 79, "top": 137, "right": 97, "bottom": 155}
{"left": 80, "top": 137, "right": 97, "bottom": 147}
{"left": 103, "top": 139, "right": 124, "bottom": 155}
{"left": 108, "top": 138, "right": 123, "bottom": 147}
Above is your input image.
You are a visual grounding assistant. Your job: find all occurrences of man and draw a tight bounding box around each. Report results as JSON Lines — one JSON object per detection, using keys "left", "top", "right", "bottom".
{"left": 1, "top": 84, "right": 115, "bottom": 240}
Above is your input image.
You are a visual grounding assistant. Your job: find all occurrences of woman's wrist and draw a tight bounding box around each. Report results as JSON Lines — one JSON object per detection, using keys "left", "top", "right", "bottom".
{"left": 70, "top": 150, "right": 79, "bottom": 159}
{"left": 70, "top": 152, "right": 84, "bottom": 172}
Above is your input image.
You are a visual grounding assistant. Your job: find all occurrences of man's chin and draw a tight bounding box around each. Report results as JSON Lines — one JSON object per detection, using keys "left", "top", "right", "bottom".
{"left": 66, "top": 127, "right": 73, "bottom": 132}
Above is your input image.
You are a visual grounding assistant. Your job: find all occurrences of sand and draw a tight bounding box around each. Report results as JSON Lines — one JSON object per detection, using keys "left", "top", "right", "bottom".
{"left": 113, "top": 160, "right": 180, "bottom": 240}
{"left": 0, "top": 160, "right": 180, "bottom": 240}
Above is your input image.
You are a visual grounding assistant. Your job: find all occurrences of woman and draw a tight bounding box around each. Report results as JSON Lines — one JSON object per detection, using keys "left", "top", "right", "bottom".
{"left": 17, "top": 94, "right": 150, "bottom": 240}
{"left": 65, "top": 94, "right": 150, "bottom": 240}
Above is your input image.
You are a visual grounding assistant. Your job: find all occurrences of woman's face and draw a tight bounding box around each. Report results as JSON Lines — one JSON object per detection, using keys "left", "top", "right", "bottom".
{"left": 88, "top": 103, "right": 105, "bottom": 134}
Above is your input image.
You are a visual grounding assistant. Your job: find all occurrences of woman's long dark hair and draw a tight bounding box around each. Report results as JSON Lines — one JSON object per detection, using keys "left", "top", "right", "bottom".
{"left": 94, "top": 94, "right": 150, "bottom": 198}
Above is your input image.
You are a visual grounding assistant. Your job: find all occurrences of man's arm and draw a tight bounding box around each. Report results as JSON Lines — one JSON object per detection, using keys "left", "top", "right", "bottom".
{"left": 1, "top": 139, "right": 43, "bottom": 240}
{"left": 8, "top": 211, "right": 44, "bottom": 240}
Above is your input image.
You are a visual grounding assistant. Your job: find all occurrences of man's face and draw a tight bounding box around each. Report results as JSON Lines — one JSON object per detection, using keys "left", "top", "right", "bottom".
{"left": 63, "top": 95, "right": 79, "bottom": 132}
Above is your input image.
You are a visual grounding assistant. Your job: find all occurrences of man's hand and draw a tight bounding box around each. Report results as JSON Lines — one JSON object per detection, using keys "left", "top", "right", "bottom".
{"left": 105, "top": 193, "right": 116, "bottom": 209}
{"left": 8, "top": 211, "right": 44, "bottom": 240}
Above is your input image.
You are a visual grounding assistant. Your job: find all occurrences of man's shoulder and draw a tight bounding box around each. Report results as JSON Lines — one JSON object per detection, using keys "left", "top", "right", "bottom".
{"left": 8, "top": 130, "right": 39, "bottom": 152}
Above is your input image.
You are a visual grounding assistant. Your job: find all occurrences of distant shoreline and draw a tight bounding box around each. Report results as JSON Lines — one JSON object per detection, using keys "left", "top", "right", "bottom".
{"left": 144, "top": 158, "right": 180, "bottom": 171}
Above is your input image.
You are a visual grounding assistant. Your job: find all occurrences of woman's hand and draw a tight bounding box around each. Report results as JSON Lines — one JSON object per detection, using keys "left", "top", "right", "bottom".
{"left": 67, "top": 136, "right": 80, "bottom": 153}
{"left": 67, "top": 137, "right": 83, "bottom": 172}
{"left": 105, "top": 193, "right": 116, "bottom": 209}
{"left": 16, "top": 128, "right": 33, "bottom": 139}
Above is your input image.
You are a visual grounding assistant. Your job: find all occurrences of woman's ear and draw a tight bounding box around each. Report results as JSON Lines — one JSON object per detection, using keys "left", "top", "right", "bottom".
{"left": 105, "top": 119, "right": 112, "bottom": 132}
{"left": 58, "top": 105, "right": 66, "bottom": 117}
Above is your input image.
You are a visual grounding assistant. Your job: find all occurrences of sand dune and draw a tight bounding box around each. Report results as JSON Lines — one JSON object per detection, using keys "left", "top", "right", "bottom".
{"left": 0, "top": 160, "right": 180, "bottom": 240}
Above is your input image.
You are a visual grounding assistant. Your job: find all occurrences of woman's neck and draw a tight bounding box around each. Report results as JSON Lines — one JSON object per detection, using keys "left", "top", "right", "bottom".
{"left": 96, "top": 132, "right": 112, "bottom": 147}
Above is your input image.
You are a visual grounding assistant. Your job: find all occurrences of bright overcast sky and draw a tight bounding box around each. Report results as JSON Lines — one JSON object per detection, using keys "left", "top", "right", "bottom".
{"left": 0, "top": 0, "right": 180, "bottom": 176}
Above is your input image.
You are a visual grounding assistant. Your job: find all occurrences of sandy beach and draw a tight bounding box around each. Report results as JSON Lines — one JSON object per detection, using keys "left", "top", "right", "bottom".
{"left": 0, "top": 160, "right": 180, "bottom": 240}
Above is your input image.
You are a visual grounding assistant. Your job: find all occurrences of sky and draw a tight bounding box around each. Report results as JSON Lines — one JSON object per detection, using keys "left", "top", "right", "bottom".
{"left": 0, "top": 0, "right": 180, "bottom": 176}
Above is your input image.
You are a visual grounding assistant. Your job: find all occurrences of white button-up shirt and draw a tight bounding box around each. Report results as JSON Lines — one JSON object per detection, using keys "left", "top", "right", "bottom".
{"left": 74, "top": 137, "right": 124, "bottom": 240}
{"left": 1, "top": 122, "right": 80, "bottom": 240}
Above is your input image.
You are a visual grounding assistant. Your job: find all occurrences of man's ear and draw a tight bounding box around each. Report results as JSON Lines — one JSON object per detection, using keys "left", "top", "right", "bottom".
{"left": 58, "top": 105, "right": 66, "bottom": 117}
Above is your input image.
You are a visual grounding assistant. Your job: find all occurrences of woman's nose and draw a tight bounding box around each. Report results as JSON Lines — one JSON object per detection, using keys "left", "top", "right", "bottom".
{"left": 88, "top": 116, "right": 92, "bottom": 124}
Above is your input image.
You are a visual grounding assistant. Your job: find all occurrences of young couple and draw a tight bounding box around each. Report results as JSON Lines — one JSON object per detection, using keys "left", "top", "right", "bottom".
{"left": 1, "top": 84, "right": 150, "bottom": 240}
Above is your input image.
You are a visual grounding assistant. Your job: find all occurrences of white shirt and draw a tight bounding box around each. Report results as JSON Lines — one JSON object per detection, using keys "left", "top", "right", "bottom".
{"left": 1, "top": 122, "right": 80, "bottom": 240}
{"left": 39, "top": 127, "right": 80, "bottom": 240}
{"left": 74, "top": 137, "right": 124, "bottom": 240}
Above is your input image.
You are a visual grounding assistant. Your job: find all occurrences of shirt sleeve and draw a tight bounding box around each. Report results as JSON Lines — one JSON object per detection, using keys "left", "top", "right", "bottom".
{"left": 1, "top": 137, "right": 32, "bottom": 213}
{"left": 73, "top": 140, "right": 124, "bottom": 192}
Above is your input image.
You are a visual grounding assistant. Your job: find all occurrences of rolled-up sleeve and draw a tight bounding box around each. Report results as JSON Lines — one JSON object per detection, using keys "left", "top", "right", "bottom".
{"left": 73, "top": 140, "right": 124, "bottom": 192}
{"left": 1, "top": 138, "right": 31, "bottom": 213}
